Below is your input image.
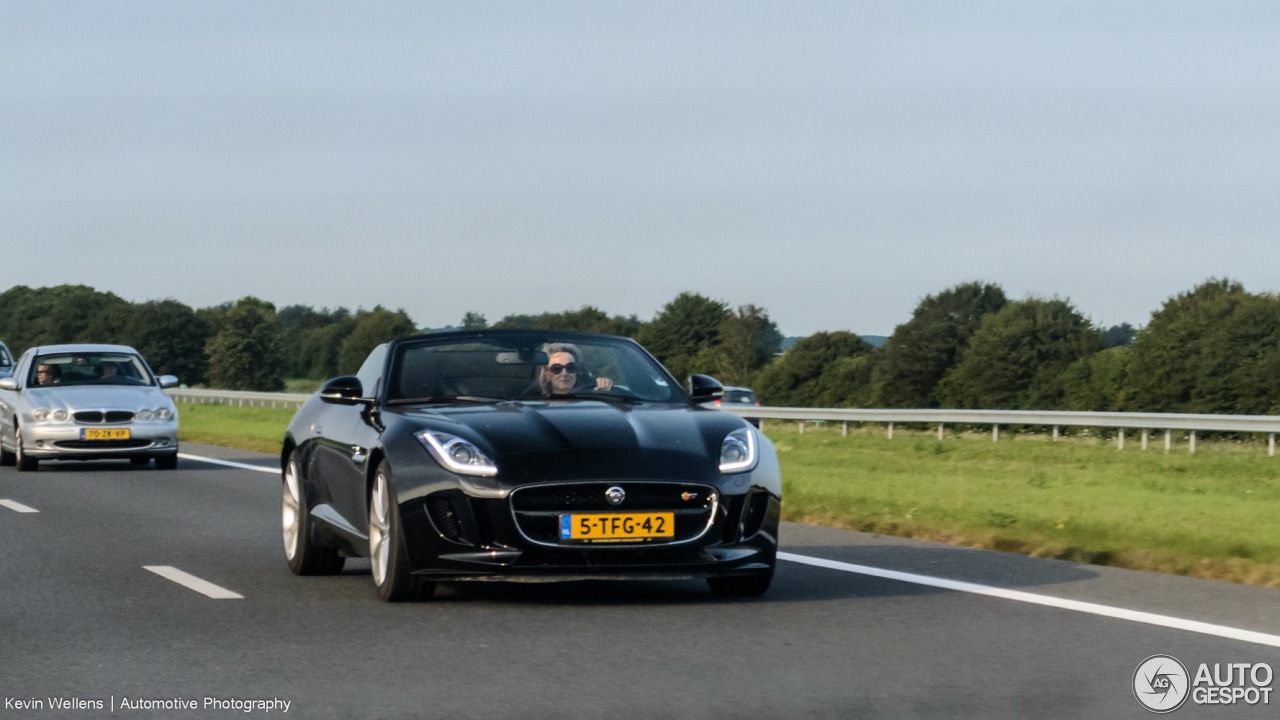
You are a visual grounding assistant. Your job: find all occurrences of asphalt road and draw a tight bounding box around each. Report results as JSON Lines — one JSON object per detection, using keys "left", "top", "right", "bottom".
{"left": 3, "top": 443, "right": 1280, "bottom": 719}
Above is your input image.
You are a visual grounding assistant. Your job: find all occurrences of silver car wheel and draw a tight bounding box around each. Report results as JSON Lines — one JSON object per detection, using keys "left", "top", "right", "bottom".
{"left": 369, "top": 472, "right": 391, "bottom": 587}
{"left": 282, "top": 461, "right": 301, "bottom": 561}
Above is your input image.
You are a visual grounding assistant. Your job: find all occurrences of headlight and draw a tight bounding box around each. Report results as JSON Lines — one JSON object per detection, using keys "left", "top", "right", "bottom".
{"left": 33, "top": 408, "right": 51, "bottom": 422}
{"left": 136, "top": 409, "right": 153, "bottom": 421}
{"left": 52, "top": 410, "right": 68, "bottom": 422}
{"left": 154, "top": 408, "right": 172, "bottom": 421}
{"left": 415, "top": 431, "right": 497, "bottom": 477}
{"left": 719, "top": 427, "right": 757, "bottom": 473}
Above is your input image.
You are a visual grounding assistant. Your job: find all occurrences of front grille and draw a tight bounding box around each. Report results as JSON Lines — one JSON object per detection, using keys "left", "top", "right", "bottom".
{"left": 73, "top": 411, "right": 134, "bottom": 424}
{"left": 511, "top": 481, "right": 716, "bottom": 546}
{"left": 55, "top": 439, "right": 152, "bottom": 449}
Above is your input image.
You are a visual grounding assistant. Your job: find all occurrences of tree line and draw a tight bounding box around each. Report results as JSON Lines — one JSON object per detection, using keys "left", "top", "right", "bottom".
{"left": 751, "top": 278, "right": 1280, "bottom": 416}
{"left": 2, "top": 278, "right": 1276, "bottom": 417}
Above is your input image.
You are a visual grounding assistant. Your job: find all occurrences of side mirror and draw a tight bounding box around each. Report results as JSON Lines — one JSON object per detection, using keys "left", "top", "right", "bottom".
{"left": 688, "top": 374, "right": 724, "bottom": 403}
{"left": 320, "top": 376, "right": 369, "bottom": 405}
{"left": 158, "top": 375, "right": 179, "bottom": 389}
{"left": 0, "top": 378, "right": 17, "bottom": 391}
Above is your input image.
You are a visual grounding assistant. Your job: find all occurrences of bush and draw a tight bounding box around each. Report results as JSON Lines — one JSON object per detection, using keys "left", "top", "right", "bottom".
{"left": 205, "top": 297, "right": 286, "bottom": 391}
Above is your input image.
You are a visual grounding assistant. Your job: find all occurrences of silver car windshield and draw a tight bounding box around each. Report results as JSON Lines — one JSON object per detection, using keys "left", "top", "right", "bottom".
{"left": 30, "top": 353, "right": 154, "bottom": 388}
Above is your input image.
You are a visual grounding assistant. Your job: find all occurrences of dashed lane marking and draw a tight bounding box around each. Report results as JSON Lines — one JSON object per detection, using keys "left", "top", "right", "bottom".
{"left": 177, "top": 453, "right": 278, "bottom": 475}
{"left": 143, "top": 565, "right": 244, "bottom": 599}
{"left": 0, "top": 499, "right": 39, "bottom": 513}
{"left": 779, "top": 552, "right": 1280, "bottom": 649}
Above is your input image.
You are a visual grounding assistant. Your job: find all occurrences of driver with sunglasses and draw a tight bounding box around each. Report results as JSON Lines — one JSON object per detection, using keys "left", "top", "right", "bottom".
{"left": 536, "top": 343, "right": 613, "bottom": 396}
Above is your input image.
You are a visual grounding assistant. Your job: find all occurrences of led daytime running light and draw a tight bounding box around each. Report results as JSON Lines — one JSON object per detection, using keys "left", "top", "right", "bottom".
{"left": 719, "top": 427, "right": 757, "bottom": 473}
{"left": 415, "top": 430, "right": 498, "bottom": 477}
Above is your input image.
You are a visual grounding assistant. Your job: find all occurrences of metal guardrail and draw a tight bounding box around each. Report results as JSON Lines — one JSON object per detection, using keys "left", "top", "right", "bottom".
{"left": 714, "top": 405, "right": 1280, "bottom": 455}
{"left": 164, "top": 387, "right": 1280, "bottom": 455}
{"left": 166, "top": 388, "right": 311, "bottom": 408}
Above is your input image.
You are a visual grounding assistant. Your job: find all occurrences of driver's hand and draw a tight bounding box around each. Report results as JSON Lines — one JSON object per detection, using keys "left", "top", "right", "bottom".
{"left": 595, "top": 377, "right": 613, "bottom": 391}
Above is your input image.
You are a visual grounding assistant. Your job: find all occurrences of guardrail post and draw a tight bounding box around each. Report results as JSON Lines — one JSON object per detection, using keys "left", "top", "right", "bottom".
{"left": 1052, "top": 425, "right": 1059, "bottom": 442}
{"left": 798, "top": 421, "right": 804, "bottom": 435}
{"left": 992, "top": 424, "right": 998, "bottom": 442}
{"left": 1118, "top": 428, "right": 1124, "bottom": 450}
{"left": 1142, "top": 428, "right": 1149, "bottom": 451}
{"left": 842, "top": 421, "right": 848, "bottom": 437}
{"left": 1165, "top": 429, "right": 1171, "bottom": 453}
{"left": 759, "top": 419, "right": 765, "bottom": 432}
{"left": 887, "top": 421, "right": 893, "bottom": 440}
{"left": 938, "top": 423, "right": 944, "bottom": 440}
{"left": 1271, "top": 433, "right": 1276, "bottom": 457}
{"left": 1190, "top": 430, "right": 1197, "bottom": 454}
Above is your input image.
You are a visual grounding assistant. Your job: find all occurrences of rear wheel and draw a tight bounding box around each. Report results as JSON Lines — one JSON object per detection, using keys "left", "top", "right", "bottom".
{"left": 15, "top": 427, "right": 37, "bottom": 472}
{"left": 154, "top": 454, "right": 178, "bottom": 470}
{"left": 283, "top": 453, "right": 345, "bottom": 576}
{"left": 369, "top": 461, "right": 434, "bottom": 602}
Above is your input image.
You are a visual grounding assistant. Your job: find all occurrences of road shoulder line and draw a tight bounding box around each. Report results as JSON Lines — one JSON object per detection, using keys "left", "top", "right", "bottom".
{"left": 778, "top": 551, "right": 1280, "bottom": 649}
{"left": 143, "top": 565, "right": 244, "bottom": 599}
{"left": 177, "top": 453, "right": 278, "bottom": 474}
{"left": 0, "top": 499, "right": 39, "bottom": 513}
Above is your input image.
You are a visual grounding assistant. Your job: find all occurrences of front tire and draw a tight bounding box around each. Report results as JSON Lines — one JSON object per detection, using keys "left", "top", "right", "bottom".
{"left": 369, "top": 460, "right": 434, "bottom": 602}
{"left": 15, "top": 428, "right": 37, "bottom": 472}
{"left": 131, "top": 456, "right": 151, "bottom": 466}
{"left": 0, "top": 441, "right": 14, "bottom": 466}
{"left": 283, "top": 453, "right": 345, "bottom": 576}
{"left": 154, "top": 454, "right": 178, "bottom": 470}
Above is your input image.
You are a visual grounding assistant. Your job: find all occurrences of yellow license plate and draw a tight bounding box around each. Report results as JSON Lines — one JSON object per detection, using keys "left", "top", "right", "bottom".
{"left": 82, "top": 428, "right": 130, "bottom": 440}
{"left": 560, "top": 512, "right": 675, "bottom": 542}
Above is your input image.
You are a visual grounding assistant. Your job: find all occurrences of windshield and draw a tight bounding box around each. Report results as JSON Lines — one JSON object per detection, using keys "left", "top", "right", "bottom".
{"left": 0, "top": 345, "right": 10, "bottom": 367}
{"left": 30, "top": 352, "right": 154, "bottom": 388}
{"left": 387, "top": 332, "right": 681, "bottom": 404}
{"left": 722, "top": 390, "right": 757, "bottom": 404}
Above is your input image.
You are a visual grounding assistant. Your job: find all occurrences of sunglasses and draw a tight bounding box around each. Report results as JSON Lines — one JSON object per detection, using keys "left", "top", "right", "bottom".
{"left": 547, "top": 363, "right": 578, "bottom": 375}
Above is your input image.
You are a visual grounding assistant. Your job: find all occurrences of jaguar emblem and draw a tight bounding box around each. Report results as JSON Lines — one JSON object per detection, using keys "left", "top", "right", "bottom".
{"left": 605, "top": 486, "right": 626, "bottom": 505}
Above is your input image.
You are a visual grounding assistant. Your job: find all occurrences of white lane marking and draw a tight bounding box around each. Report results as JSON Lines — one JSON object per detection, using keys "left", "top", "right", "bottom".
{"left": 779, "top": 551, "right": 1280, "bottom": 649}
{"left": 0, "top": 499, "right": 39, "bottom": 513}
{"left": 143, "top": 566, "right": 244, "bottom": 599}
{"left": 177, "top": 453, "right": 278, "bottom": 475}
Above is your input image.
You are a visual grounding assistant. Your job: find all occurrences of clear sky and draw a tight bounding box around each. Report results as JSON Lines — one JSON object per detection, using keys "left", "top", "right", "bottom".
{"left": 2, "top": 1, "right": 1277, "bottom": 336}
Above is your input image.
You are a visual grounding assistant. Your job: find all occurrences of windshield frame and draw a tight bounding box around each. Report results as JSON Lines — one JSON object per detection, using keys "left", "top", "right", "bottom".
{"left": 28, "top": 352, "right": 156, "bottom": 389}
{"left": 383, "top": 330, "right": 689, "bottom": 406}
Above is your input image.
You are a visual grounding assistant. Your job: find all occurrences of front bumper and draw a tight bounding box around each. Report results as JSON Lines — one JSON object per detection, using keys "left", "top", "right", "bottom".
{"left": 396, "top": 483, "right": 781, "bottom": 582}
{"left": 22, "top": 422, "right": 179, "bottom": 460}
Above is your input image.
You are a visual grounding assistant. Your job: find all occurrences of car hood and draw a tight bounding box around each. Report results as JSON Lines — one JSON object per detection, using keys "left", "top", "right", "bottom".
{"left": 22, "top": 385, "right": 171, "bottom": 412}
{"left": 388, "top": 400, "right": 747, "bottom": 483}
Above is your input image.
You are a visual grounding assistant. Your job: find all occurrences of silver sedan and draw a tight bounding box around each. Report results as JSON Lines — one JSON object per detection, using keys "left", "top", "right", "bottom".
{"left": 0, "top": 344, "right": 180, "bottom": 471}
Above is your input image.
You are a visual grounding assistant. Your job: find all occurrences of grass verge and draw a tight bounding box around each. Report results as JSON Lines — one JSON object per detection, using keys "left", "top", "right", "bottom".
{"left": 176, "top": 402, "right": 295, "bottom": 455}
{"left": 773, "top": 424, "right": 1280, "bottom": 587}
{"left": 175, "top": 402, "right": 1280, "bottom": 587}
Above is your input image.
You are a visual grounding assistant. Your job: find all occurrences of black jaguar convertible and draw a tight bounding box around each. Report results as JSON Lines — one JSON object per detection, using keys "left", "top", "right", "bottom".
{"left": 280, "top": 330, "right": 780, "bottom": 601}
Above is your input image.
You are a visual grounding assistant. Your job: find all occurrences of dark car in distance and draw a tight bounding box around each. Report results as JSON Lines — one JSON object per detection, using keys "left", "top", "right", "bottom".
{"left": 281, "top": 330, "right": 781, "bottom": 602}
{"left": 714, "top": 386, "right": 761, "bottom": 428}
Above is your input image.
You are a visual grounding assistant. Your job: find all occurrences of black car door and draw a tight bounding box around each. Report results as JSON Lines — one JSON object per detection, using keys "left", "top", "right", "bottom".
{"left": 310, "top": 345, "right": 387, "bottom": 533}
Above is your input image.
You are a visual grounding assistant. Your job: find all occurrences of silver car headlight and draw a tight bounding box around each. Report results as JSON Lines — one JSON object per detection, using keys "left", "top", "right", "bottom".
{"left": 415, "top": 430, "right": 497, "bottom": 477}
{"left": 136, "top": 409, "right": 153, "bottom": 421}
{"left": 154, "top": 408, "right": 173, "bottom": 421}
{"left": 33, "top": 408, "right": 51, "bottom": 423}
{"left": 52, "top": 410, "right": 68, "bottom": 422}
{"left": 719, "top": 427, "right": 757, "bottom": 473}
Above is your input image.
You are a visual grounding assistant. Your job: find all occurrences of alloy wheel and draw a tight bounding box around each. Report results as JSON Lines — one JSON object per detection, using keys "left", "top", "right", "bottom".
{"left": 369, "top": 473, "right": 391, "bottom": 587}
{"left": 282, "top": 461, "right": 301, "bottom": 561}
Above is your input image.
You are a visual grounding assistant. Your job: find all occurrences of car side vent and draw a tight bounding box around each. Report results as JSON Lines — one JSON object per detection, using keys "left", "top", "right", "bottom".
{"left": 741, "top": 492, "right": 770, "bottom": 539}
{"left": 427, "top": 498, "right": 461, "bottom": 541}
{"left": 721, "top": 495, "right": 746, "bottom": 543}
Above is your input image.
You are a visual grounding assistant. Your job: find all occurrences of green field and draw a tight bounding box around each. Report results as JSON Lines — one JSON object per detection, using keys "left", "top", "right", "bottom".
{"left": 176, "top": 402, "right": 1280, "bottom": 587}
